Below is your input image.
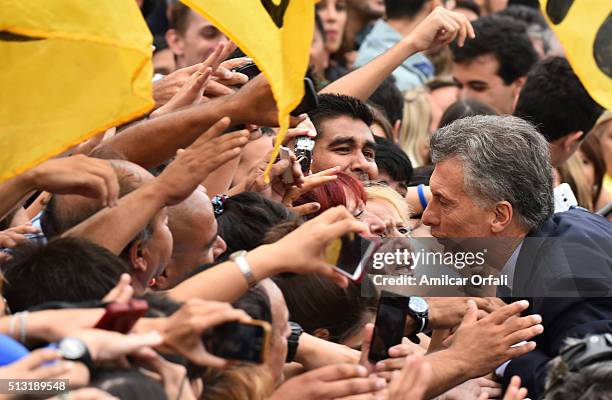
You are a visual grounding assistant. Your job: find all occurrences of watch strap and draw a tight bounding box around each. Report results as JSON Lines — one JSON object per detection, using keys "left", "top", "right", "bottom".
{"left": 286, "top": 321, "right": 304, "bottom": 363}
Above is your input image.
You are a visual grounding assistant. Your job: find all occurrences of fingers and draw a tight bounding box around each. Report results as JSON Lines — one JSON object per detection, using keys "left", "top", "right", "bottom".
{"left": 461, "top": 299, "right": 478, "bottom": 325}
{"left": 204, "top": 80, "right": 236, "bottom": 97}
{"left": 506, "top": 323, "right": 544, "bottom": 344}
{"left": 17, "top": 348, "right": 62, "bottom": 370}
{"left": 198, "top": 117, "right": 233, "bottom": 144}
{"left": 102, "top": 273, "right": 133, "bottom": 304}
{"left": 323, "top": 375, "right": 387, "bottom": 399}
{"left": 5, "top": 224, "right": 40, "bottom": 235}
{"left": 192, "top": 308, "right": 252, "bottom": 334}
{"left": 324, "top": 218, "right": 370, "bottom": 242}
{"left": 290, "top": 202, "right": 321, "bottom": 216}
{"left": 358, "top": 323, "right": 375, "bottom": 367}
{"left": 318, "top": 364, "right": 369, "bottom": 382}
{"left": 220, "top": 56, "right": 252, "bottom": 71}
{"left": 507, "top": 341, "right": 537, "bottom": 359}
{"left": 489, "top": 300, "right": 530, "bottom": 325}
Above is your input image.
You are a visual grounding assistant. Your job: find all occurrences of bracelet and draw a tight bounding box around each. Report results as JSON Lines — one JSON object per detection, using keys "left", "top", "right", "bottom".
{"left": 8, "top": 314, "right": 18, "bottom": 339}
{"left": 18, "top": 311, "right": 28, "bottom": 343}
{"left": 417, "top": 184, "right": 428, "bottom": 210}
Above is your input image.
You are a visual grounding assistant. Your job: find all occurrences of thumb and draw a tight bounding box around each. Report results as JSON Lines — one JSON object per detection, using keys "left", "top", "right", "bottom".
{"left": 462, "top": 299, "right": 478, "bottom": 325}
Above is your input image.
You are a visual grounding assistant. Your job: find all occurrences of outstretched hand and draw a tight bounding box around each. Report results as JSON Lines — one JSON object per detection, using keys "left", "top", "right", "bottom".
{"left": 407, "top": 6, "right": 475, "bottom": 52}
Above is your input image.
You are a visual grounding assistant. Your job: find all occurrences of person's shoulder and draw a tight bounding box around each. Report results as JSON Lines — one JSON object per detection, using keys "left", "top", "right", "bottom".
{"left": 532, "top": 207, "right": 612, "bottom": 238}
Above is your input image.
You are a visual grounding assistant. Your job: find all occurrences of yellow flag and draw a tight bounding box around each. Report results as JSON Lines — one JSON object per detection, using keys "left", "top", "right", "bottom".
{"left": 181, "top": 0, "right": 315, "bottom": 181}
{"left": 0, "top": 0, "right": 154, "bottom": 183}
{"left": 541, "top": 0, "right": 612, "bottom": 110}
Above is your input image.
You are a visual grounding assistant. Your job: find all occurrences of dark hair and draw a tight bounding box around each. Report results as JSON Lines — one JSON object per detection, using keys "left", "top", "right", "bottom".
{"left": 274, "top": 275, "right": 376, "bottom": 343}
{"left": 374, "top": 136, "right": 413, "bottom": 184}
{"left": 309, "top": 94, "right": 374, "bottom": 139}
{"left": 439, "top": 99, "right": 497, "bottom": 128}
{"left": 216, "top": 192, "right": 295, "bottom": 260}
{"left": 314, "top": 12, "right": 326, "bottom": 43}
{"left": 514, "top": 57, "right": 604, "bottom": 142}
{"left": 455, "top": 0, "right": 481, "bottom": 17}
{"left": 384, "top": 0, "right": 428, "bottom": 19}
{"left": 168, "top": 2, "right": 193, "bottom": 34}
{"left": 408, "top": 165, "right": 435, "bottom": 186}
{"left": 92, "top": 368, "right": 166, "bottom": 400}
{"left": 3, "top": 238, "right": 129, "bottom": 312}
{"left": 233, "top": 284, "right": 272, "bottom": 324}
{"left": 265, "top": 222, "right": 376, "bottom": 344}
{"left": 451, "top": 15, "right": 538, "bottom": 84}
{"left": 369, "top": 75, "right": 404, "bottom": 125}
{"left": 294, "top": 171, "right": 366, "bottom": 218}
{"left": 580, "top": 134, "right": 606, "bottom": 205}
{"left": 369, "top": 105, "right": 395, "bottom": 140}
{"left": 498, "top": 5, "right": 548, "bottom": 30}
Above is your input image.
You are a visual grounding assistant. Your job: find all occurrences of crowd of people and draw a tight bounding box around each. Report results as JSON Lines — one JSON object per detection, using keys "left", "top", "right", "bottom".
{"left": 1, "top": 0, "right": 612, "bottom": 399}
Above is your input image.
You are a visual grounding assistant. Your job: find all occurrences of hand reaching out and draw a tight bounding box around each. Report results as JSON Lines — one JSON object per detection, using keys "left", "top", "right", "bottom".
{"left": 154, "top": 117, "right": 248, "bottom": 206}
{"left": 25, "top": 155, "right": 119, "bottom": 207}
{"left": 387, "top": 355, "right": 432, "bottom": 400}
{"left": 478, "top": 376, "right": 528, "bottom": 400}
{"left": 407, "top": 7, "right": 475, "bottom": 52}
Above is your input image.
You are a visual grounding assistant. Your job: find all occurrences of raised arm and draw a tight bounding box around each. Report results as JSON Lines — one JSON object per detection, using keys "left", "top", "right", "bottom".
{"left": 320, "top": 7, "right": 474, "bottom": 100}
{"left": 64, "top": 118, "right": 248, "bottom": 254}
{"left": 104, "top": 74, "right": 303, "bottom": 169}
{"left": 167, "top": 206, "right": 368, "bottom": 303}
{"left": 0, "top": 155, "right": 118, "bottom": 221}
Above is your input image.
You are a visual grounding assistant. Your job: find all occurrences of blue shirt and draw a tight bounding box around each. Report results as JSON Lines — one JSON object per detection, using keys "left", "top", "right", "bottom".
{"left": 355, "top": 19, "right": 434, "bottom": 92}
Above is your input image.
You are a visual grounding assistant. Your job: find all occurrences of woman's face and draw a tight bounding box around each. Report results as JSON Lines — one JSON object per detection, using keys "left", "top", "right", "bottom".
{"left": 345, "top": 193, "right": 386, "bottom": 237}
{"left": 365, "top": 199, "right": 409, "bottom": 238}
{"left": 598, "top": 120, "right": 612, "bottom": 176}
{"left": 577, "top": 149, "right": 595, "bottom": 188}
{"left": 316, "top": 0, "right": 348, "bottom": 54}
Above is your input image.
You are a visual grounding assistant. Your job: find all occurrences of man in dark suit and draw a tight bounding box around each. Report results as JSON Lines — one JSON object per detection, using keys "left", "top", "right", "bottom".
{"left": 422, "top": 114, "right": 612, "bottom": 398}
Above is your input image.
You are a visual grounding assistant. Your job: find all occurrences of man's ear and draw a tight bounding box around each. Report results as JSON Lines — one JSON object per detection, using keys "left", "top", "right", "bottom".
{"left": 511, "top": 76, "right": 528, "bottom": 110}
{"left": 490, "top": 201, "right": 513, "bottom": 234}
{"left": 165, "top": 29, "right": 184, "bottom": 57}
{"left": 313, "top": 328, "right": 330, "bottom": 341}
{"left": 561, "top": 131, "right": 584, "bottom": 152}
{"left": 392, "top": 120, "right": 401, "bottom": 142}
{"left": 129, "top": 241, "right": 148, "bottom": 272}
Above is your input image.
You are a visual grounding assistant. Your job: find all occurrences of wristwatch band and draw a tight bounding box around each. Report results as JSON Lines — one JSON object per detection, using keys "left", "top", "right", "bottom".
{"left": 286, "top": 321, "right": 304, "bottom": 363}
{"left": 230, "top": 250, "right": 257, "bottom": 288}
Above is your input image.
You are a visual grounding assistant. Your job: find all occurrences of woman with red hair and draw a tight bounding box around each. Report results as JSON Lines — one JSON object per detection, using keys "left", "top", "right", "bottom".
{"left": 294, "top": 171, "right": 385, "bottom": 236}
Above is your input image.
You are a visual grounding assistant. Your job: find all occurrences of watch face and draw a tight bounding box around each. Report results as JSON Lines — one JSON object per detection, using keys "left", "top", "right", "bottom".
{"left": 409, "top": 297, "right": 428, "bottom": 314}
{"left": 60, "top": 338, "right": 86, "bottom": 359}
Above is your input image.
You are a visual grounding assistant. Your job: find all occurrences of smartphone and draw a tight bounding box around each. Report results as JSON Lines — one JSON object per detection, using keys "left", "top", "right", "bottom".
{"left": 554, "top": 182, "right": 578, "bottom": 213}
{"left": 325, "top": 233, "right": 379, "bottom": 281}
{"left": 291, "top": 78, "right": 319, "bottom": 116}
{"left": 279, "top": 146, "right": 295, "bottom": 185}
{"left": 232, "top": 62, "right": 261, "bottom": 81}
{"left": 202, "top": 320, "right": 271, "bottom": 364}
{"left": 368, "top": 292, "right": 409, "bottom": 363}
{"left": 94, "top": 299, "right": 148, "bottom": 334}
{"left": 294, "top": 136, "right": 315, "bottom": 173}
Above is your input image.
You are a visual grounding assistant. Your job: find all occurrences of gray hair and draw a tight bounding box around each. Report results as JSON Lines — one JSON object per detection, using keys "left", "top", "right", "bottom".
{"left": 430, "top": 115, "right": 554, "bottom": 231}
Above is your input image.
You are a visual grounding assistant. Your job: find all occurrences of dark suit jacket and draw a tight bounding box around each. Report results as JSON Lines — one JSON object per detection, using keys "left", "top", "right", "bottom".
{"left": 502, "top": 208, "right": 612, "bottom": 397}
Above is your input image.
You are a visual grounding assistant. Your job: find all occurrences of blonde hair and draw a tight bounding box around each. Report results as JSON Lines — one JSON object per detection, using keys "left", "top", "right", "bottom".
{"left": 364, "top": 182, "right": 410, "bottom": 221}
{"left": 399, "top": 87, "right": 432, "bottom": 167}
{"left": 557, "top": 153, "right": 594, "bottom": 211}
{"left": 200, "top": 364, "right": 274, "bottom": 400}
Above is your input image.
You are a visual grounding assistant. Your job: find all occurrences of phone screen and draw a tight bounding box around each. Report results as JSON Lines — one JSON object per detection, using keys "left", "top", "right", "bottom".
{"left": 203, "top": 321, "right": 270, "bottom": 364}
{"left": 326, "top": 233, "right": 377, "bottom": 279}
{"left": 368, "top": 294, "right": 408, "bottom": 363}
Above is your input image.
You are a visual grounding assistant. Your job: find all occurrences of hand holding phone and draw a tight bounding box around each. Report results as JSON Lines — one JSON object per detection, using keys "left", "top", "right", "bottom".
{"left": 94, "top": 299, "right": 148, "bottom": 334}
{"left": 325, "top": 233, "right": 380, "bottom": 281}
{"left": 368, "top": 292, "right": 408, "bottom": 363}
{"left": 279, "top": 146, "right": 295, "bottom": 185}
{"left": 202, "top": 320, "right": 271, "bottom": 364}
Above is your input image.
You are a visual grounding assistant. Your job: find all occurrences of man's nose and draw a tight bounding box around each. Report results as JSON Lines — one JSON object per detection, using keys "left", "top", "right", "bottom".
{"left": 421, "top": 202, "right": 438, "bottom": 227}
